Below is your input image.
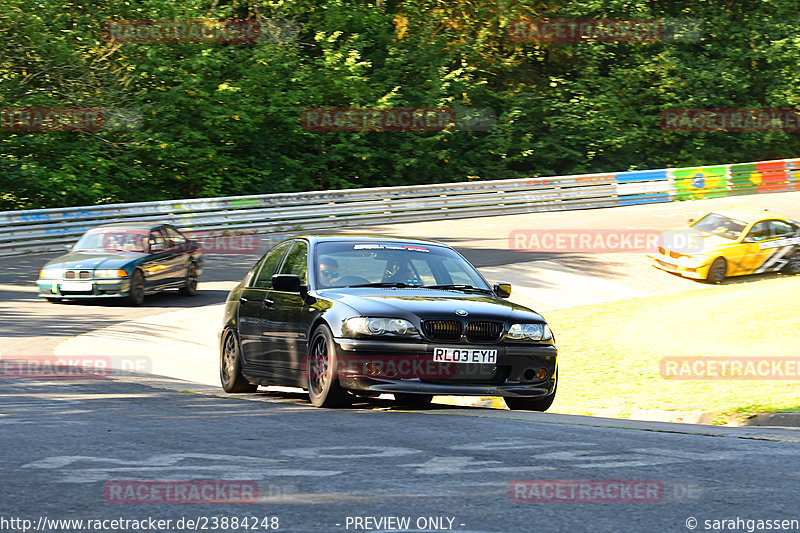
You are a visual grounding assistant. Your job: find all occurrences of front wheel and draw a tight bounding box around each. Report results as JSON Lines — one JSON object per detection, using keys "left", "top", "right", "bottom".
{"left": 504, "top": 394, "right": 556, "bottom": 412}
{"left": 505, "top": 370, "right": 557, "bottom": 412}
{"left": 178, "top": 263, "right": 199, "bottom": 296}
{"left": 125, "top": 270, "right": 145, "bottom": 306}
{"left": 220, "top": 329, "right": 258, "bottom": 393}
{"left": 784, "top": 251, "right": 800, "bottom": 275}
{"left": 706, "top": 257, "right": 727, "bottom": 283}
{"left": 307, "top": 325, "right": 351, "bottom": 408}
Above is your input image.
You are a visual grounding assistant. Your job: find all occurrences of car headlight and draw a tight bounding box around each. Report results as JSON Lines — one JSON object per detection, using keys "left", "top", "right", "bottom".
{"left": 94, "top": 269, "right": 128, "bottom": 278}
{"left": 507, "top": 323, "right": 553, "bottom": 341}
{"left": 343, "top": 317, "right": 419, "bottom": 337}
{"left": 39, "top": 268, "right": 64, "bottom": 279}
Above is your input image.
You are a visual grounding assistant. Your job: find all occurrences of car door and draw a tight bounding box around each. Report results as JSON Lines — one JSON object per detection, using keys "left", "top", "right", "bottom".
{"left": 237, "top": 241, "right": 293, "bottom": 374}
{"left": 733, "top": 221, "right": 770, "bottom": 274}
{"left": 164, "top": 226, "right": 191, "bottom": 285}
{"left": 754, "top": 220, "right": 800, "bottom": 272}
{"left": 141, "top": 228, "right": 173, "bottom": 289}
{"left": 263, "top": 240, "right": 311, "bottom": 385}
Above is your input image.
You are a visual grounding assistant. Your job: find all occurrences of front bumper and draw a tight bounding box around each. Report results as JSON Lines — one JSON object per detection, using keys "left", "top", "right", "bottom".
{"left": 37, "top": 278, "right": 131, "bottom": 299}
{"left": 648, "top": 254, "right": 711, "bottom": 280}
{"left": 330, "top": 338, "right": 557, "bottom": 398}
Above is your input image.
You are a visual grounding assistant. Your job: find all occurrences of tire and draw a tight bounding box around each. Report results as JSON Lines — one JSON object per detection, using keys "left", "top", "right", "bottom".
{"left": 46, "top": 297, "right": 62, "bottom": 303}
{"left": 504, "top": 394, "right": 556, "bottom": 412}
{"left": 394, "top": 394, "right": 433, "bottom": 407}
{"left": 178, "top": 262, "right": 199, "bottom": 296}
{"left": 706, "top": 257, "right": 727, "bottom": 283}
{"left": 504, "top": 369, "right": 557, "bottom": 412}
{"left": 785, "top": 251, "right": 800, "bottom": 275}
{"left": 219, "top": 328, "right": 258, "bottom": 393}
{"left": 307, "top": 325, "right": 352, "bottom": 408}
{"left": 125, "top": 270, "right": 145, "bottom": 306}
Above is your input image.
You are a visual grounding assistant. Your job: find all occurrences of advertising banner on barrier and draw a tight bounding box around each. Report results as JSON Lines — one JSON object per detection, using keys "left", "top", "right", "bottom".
{"left": 671, "top": 166, "right": 728, "bottom": 201}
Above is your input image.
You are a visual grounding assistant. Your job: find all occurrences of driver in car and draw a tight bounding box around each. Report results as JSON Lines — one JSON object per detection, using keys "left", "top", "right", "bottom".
{"left": 318, "top": 257, "right": 340, "bottom": 287}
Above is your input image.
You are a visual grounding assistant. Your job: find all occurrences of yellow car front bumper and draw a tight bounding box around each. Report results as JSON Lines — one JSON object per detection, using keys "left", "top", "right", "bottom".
{"left": 648, "top": 254, "right": 712, "bottom": 280}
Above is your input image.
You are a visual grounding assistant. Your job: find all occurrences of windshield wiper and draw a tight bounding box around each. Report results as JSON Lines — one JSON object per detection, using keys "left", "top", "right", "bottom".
{"left": 421, "top": 284, "right": 493, "bottom": 294}
{"left": 347, "top": 282, "right": 414, "bottom": 288}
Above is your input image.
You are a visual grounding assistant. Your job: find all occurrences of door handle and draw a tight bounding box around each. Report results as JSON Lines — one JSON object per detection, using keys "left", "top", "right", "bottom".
{"left": 239, "top": 297, "right": 248, "bottom": 304}
{"left": 263, "top": 298, "right": 275, "bottom": 307}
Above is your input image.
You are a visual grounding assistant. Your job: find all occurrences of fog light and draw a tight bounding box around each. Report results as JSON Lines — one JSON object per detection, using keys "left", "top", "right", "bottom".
{"left": 536, "top": 368, "right": 549, "bottom": 380}
{"left": 364, "top": 362, "right": 379, "bottom": 376}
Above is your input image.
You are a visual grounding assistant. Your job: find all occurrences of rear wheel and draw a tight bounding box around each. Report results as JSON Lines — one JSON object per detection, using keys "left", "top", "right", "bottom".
{"left": 178, "top": 263, "right": 198, "bottom": 296}
{"left": 46, "top": 297, "right": 62, "bottom": 303}
{"left": 785, "top": 251, "right": 800, "bottom": 275}
{"left": 220, "top": 329, "right": 257, "bottom": 393}
{"left": 394, "top": 394, "right": 433, "bottom": 407}
{"left": 706, "top": 257, "right": 727, "bottom": 283}
{"left": 125, "top": 270, "right": 145, "bottom": 306}
{"left": 307, "top": 325, "right": 351, "bottom": 408}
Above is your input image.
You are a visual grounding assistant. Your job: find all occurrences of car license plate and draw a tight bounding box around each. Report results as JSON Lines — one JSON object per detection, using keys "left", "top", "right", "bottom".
{"left": 60, "top": 281, "right": 93, "bottom": 292}
{"left": 433, "top": 348, "right": 497, "bottom": 364}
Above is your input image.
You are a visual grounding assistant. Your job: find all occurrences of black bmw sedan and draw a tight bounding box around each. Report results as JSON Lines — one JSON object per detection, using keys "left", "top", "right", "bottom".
{"left": 219, "top": 236, "right": 557, "bottom": 410}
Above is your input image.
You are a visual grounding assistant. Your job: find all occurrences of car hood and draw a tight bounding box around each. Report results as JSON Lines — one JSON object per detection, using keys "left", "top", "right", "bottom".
{"left": 43, "top": 251, "right": 144, "bottom": 270}
{"left": 318, "top": 288, "right": 546, "bottom": 323}
{"left": 660, "top": 228, "right": 738, "bottom": 254}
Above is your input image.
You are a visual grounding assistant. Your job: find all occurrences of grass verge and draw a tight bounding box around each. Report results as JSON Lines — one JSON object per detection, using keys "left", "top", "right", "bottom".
{"left": 545, "top": 274, "right": 800, "bottom": 424}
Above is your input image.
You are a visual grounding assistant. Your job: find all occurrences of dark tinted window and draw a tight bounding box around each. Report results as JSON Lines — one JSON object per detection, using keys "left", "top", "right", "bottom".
{"left": 165, "top": 227, "right": 186, "bottom": 248}
{"left": 279, "top": 241, "right": 309, "bottom": 283}
{"left": 252, "top": 241, "right": 292, "bottom": 289}
{"left": 313, "top": 241, "right": 489, "bottom": 289}
{"left": 769, "top": 220, "right": 795, "bottom": 237}
{"left": 746, "top": 222, "right": 769, "bottom": 242}
{"left": 149, "top": 228, "right": 169, "bottom": 252}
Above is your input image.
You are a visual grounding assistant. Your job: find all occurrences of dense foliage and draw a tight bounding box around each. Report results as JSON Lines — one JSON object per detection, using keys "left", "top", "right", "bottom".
{"left": 2, "top": 0, "right": 799, "bottom": 209}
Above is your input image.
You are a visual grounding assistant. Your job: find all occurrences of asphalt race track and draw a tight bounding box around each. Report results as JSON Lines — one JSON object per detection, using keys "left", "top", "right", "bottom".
{"left": 2, "top": 191, "right": 800, "bottom": 532}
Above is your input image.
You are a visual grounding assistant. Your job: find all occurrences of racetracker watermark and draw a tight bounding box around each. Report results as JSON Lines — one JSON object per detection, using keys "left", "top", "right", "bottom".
{"left": 300, "top": 107, "right": 496, "bottom": 132}
{"left": 0, "top": 355, "right": 151, "bottom": 379}
{"left": 1, "top": 108, "right": 142, "bottom": 132}
{"left": 509, "top": 18, "right": 703, "bottom": 42}
{"left": 507, "top": 229, "right": 703, "bottom": 253}
{"left": 509, "top": 479, "right": 664, "bottom": 503}
{"left": 105, "top": 18, "right": 297, "bottom": 44}
{"left": 660, "top": 357, "right": 800, "bottom": 380}
{"left": 185, "top": 231, "right": 260, "bottom": 255}
{"left": 304, "top": 354, "right": 459, "bottom": 380}
{"left": 661, "top": 108, "right": 800, "bottom": 132}
{"left": 104, "top": 480, "right": 258, "bottom": 504}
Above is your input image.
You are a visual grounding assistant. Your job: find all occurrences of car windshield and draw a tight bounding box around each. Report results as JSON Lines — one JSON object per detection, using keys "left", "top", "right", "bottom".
{"left": 314, "top": 242, "right": 491, "bottom": 291}
{"left": 690, "top": 213, "right": 747, "bottom": 240}
{"left": 71, "top": 228, "right": 150, "bottom": 253}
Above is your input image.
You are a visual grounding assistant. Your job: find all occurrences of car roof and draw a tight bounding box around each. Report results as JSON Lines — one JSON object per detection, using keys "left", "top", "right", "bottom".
{"left": 94, "top": 223, "right": 172, "bottom": 231}
{"left": 294, "top": 235, "right": 448, "bottom": 247}
{"left": 708, "top": 207, "right": 784, "bottom": 223}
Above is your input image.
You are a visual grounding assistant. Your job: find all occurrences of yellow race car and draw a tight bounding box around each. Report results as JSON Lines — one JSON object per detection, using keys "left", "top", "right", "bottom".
{"left": 649, "top": 207, "right": 800, "bottom": 283}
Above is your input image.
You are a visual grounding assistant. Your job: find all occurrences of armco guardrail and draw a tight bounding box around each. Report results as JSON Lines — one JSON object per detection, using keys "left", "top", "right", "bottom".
{"left": 1, "top": 157, "right": 798, "bottom": 256}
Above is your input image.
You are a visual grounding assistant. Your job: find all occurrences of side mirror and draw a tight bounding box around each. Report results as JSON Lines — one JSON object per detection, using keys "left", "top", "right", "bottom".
{"left": 493, "top": 282, "right": 512, "bottom": 298}
{"left": 150, "top": 242, "right": 166, "bottom": 253}
{"left": 742, "top": 236, "right": 756, "bottom": 243}
{"left": 688, "top": 218, "right": 695, "bottom": 224}
{"left": 272, "top": 274, "right": 303, "bottom": 293}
